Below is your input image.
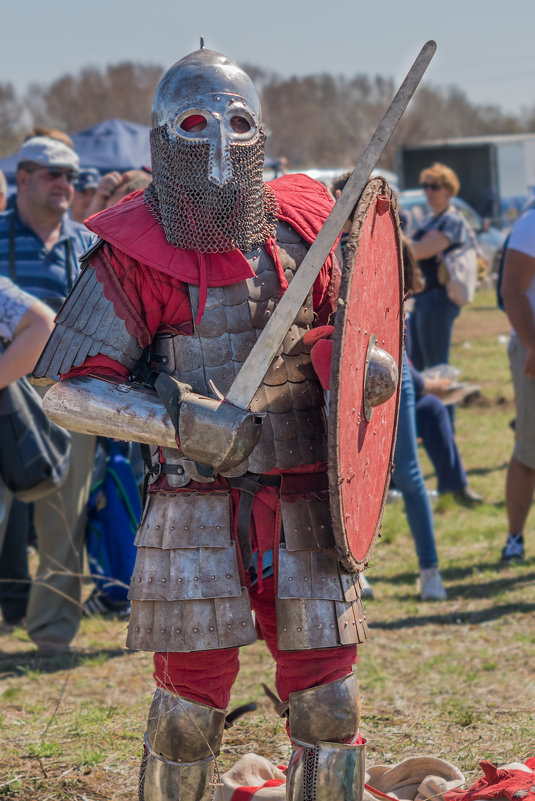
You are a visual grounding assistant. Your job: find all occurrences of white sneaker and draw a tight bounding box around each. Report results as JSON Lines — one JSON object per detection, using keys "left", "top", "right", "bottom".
{"left": 419, "top": 567, "right": 447, "bottom": 601}
{"left": 359, "top": 573, "right": 374, "bottom": 599}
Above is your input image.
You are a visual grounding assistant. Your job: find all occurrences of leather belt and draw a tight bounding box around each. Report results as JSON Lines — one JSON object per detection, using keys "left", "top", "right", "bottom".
{"left": 227, "top": 473, "right": 281, "bottom": 573}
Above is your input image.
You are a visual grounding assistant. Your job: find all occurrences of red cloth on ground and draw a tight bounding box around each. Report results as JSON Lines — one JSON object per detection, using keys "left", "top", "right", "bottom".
{"left": 154, "top": 577, "right": 357, "bottom": 709}
{"left": 232, "top": 780, "right": 286, "bottom": 801}
{"left": 444, "top": 760, "right": 535, "bottom": 801}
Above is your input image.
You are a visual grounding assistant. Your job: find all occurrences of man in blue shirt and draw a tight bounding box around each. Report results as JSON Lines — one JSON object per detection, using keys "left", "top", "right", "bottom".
{"left": 0, "top": 136, "right": 95, "bottom": 655}
{"left": 0, "top": 136, "right": 92, "bottom": 310}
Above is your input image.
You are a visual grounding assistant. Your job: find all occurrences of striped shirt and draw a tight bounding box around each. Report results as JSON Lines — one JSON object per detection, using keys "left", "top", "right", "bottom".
{"left": 0, "top": 206, "right": 93, "bottom": 312}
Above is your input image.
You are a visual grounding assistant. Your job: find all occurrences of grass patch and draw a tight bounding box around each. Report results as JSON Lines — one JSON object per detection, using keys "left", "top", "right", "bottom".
{"left": 1, "top": 290, "right": 534, "bottom": 797}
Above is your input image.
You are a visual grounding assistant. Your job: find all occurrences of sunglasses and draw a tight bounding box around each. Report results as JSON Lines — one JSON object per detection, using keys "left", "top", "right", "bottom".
{"left": 27, "top": 166, "right": 78, "bottom": 183}
{"left": 420, "top": 182, "right": 442, "bottom": 191}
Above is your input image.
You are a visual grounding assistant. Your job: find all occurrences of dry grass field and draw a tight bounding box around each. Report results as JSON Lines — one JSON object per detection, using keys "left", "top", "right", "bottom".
{"left": 1, "top": 288, "right": 533, "bottom": 799}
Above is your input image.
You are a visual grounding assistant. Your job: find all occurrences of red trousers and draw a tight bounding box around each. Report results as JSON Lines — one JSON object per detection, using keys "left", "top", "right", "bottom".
{"left": 154, "top": 576, "right": 357, "bottom": 710}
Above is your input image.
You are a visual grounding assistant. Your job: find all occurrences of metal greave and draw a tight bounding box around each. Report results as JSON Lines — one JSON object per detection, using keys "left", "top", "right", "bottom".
{"left": 285, "top": 675, "right": 365, "bottom": 801}
{"left": 139, "top": 688, "right": 227, "bottom": 801}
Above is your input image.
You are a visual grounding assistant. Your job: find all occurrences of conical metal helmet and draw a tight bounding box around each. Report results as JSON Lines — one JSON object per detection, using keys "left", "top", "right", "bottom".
{"left": 152, "top": 41, "right": 262, "bottom": 132}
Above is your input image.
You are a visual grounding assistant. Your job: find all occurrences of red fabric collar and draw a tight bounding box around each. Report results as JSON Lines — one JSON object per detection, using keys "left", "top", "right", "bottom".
{"left": 84, "top": 174, "right": 335, "bottom": 288}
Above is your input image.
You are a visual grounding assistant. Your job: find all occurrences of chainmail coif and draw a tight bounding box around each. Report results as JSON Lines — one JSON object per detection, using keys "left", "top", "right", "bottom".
{"left": 145, "top": 124, "right": 279, "bottom": 253}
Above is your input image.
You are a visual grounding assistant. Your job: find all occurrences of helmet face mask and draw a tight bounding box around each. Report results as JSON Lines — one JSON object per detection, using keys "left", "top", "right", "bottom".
{"left": 170, "top": 96, "right": 261, "bottom": 187}
{"left": 146, "top": 45, "right": 278, "bottom": 253}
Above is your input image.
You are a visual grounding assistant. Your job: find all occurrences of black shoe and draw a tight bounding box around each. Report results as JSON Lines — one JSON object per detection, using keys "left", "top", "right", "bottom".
{"left": 83, "top": 590, "right": 130, "bottom": 618}
{"left": 452, "top": 486, "right": 484, "bottom": 506}
{"left": 501, "top": 533, "right": 524, "bottom": 562}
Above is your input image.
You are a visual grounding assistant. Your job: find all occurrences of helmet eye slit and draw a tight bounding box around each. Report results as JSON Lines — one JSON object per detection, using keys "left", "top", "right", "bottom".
{"left": 180, "top": 114, "right": 208, "bottom": 133}
{"left": 229, "top": 115, "right": 251, "bottom": 134}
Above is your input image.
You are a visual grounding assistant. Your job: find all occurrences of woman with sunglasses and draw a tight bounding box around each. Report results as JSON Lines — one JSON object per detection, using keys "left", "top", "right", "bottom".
{"left": 407, "top": 162, "right": 473, "bottom": 373}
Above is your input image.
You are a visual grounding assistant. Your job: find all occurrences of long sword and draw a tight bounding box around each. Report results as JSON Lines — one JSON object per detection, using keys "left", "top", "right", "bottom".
{"left": 226, "top": 40, "right": 436, "bottom": 409}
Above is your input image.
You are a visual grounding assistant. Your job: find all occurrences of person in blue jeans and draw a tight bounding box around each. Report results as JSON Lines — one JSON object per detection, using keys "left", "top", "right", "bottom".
{"left": 407, "top": 163, "right": 473, "bottom": 372}
{"left": 410, "top": 362, "right": 483, "bottom": 504}
{"left": 391, "top": 355, "right": 447, "bottom": 600}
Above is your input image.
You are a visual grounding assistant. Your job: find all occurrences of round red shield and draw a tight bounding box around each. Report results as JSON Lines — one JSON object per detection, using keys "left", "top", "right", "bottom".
{"left": 328, "top": 178, "right": 404, "bottom": 572}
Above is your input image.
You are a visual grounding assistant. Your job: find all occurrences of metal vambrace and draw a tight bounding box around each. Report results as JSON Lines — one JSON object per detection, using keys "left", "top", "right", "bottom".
{"left": 139, "top": 688, "right": 226, "bottom": 801}
{"left": 286, "top": 675, "right": 365, "bottom": 801}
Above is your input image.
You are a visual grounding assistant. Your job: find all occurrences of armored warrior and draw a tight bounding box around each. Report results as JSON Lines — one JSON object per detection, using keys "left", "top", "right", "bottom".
{"left": 36, "top": 43, "right": 405, "bottom": 801}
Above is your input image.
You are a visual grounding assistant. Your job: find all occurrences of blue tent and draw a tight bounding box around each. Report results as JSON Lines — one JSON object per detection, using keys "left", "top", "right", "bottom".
{"left": 71, "top": 118, "right": 151, "bottom": 172}
{"left": 0, "top": 118, "right": 151, "bottom": 181}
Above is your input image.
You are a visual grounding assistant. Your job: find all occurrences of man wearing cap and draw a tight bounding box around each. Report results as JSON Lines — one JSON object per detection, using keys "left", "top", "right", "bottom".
{"left": 0, "top": 135, "right": 94, "bottom": 655}
{"left": 71, "top": 167, "right": 101, "bottom": 223}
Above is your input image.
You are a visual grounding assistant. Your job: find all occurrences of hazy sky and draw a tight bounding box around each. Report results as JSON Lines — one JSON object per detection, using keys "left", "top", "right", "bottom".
{"left": 3, "top": 0, "right": 535, "bottom": 114}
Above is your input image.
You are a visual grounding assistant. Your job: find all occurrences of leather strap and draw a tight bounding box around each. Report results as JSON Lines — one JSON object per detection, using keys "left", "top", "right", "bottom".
{"left": 227, "top": 473, "right": 281, "bottom": 572}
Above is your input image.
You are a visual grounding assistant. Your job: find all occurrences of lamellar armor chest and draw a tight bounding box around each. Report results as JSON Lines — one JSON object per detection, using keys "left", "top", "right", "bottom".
{"left": 152, "top": 220, "right": 328, "bottom": 475}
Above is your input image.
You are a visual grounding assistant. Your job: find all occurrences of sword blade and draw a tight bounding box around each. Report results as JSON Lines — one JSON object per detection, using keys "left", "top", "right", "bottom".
{"left": 226, "top": 40, "right": 436, "bottom": 410}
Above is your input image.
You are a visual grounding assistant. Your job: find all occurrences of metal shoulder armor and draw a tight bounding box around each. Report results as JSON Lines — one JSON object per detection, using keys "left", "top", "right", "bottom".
{"left": 34, "top": 246, "right": 143, "bottom": 380}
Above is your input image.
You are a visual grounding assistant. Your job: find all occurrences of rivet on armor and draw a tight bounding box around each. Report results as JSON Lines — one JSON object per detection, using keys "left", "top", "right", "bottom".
{"left": 330, "top": 623, "right": 335, "bottom": 628}
{"left": 297, "top": 627, "right": 302, "bottom": 631}
{"left": 200, "top": 525, "right": 204, "bottom": 529}
{"left": 147, "top": 628, "right": 152, "bottom": 633}
{"left": 288, "top": 576, "right": 293, "bottom": 581}
{"left": 178, "top": 577, "right": 183, "bottom": 582}
{"left": 227, "top": 624, "right": 232, "bottom": 629}
{"left": 226, "top": 573, "right": 232, "bottom": 578}
{"left": 148, "top": 577, "right": 153, "bottom": 582}
{"left": 160, "top": 628, "right": 166, "bottom": 633}
{"left": 194, "top": 576, "right": 199, "bottom": 581}
{"left": 155, "top": 525, "right": 160, "bottom": 530}
{"left": 175, "top": 628, "right": 181, "bottom": 633}
{"left": 317, "top": 624, "right": 322, "bottom": 629}
{"left": 209, "top": 626, "right": 214, "bottom": 631}
{"left": 184, "top": 526, "right": 189, "bottom": 531}
{"left": 283, "top": 627, "right": 287, "bottom": 631}
{"left": 135, "top": 627, "right": 140, "bottom": 631}
{"left": 193, "top": 627, "right": 199, "bottom": 633}
{"left": 241, "top": 621, "right": 247, "bottom": 626}
{"left": 162, "top": 578, "right": 167, "bottom": 582}
{"left": 304, "top": 577, "right": 308, "bottom": 581}
{"left": 211, "top": 575, "right": 216, "bottom": 580}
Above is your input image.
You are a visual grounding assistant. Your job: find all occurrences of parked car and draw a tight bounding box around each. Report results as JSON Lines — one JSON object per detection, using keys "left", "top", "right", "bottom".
{"left": 398, "top": 189, "right": 507, "bottom": 276}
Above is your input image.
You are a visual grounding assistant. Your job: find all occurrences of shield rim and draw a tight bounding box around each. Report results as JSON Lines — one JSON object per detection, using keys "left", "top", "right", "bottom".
{"left": 328, "top": 178, "right": 404, "bottom": 573}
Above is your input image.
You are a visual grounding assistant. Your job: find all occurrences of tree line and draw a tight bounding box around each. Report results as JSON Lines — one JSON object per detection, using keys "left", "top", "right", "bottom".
{"left": 1, "top": 61, "right": 534, "bottom": 171}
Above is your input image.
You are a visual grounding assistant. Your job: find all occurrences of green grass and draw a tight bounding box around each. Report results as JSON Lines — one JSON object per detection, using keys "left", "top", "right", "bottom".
{"left": 0, "top": 290, "right": 533, "bottom": 798}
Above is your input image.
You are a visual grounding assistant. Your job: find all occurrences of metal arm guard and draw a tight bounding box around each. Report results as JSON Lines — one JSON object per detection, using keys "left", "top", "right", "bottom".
{"left": 42, "top": 373, "right": 263, "bottom": 474}
{"left": 286, "top": 675, "right": 365, "bottom": 801}
{"left": 140, "top": 688, "right": 226, "bottom": 801}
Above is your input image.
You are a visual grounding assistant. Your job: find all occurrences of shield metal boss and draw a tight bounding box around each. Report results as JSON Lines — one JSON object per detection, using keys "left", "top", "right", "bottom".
{"left": 328, "top": 178, "right": 404, "bottom": 573}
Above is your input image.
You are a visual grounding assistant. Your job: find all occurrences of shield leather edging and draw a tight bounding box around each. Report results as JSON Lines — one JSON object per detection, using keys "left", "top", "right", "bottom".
{"left": 328, "top": 178, "right": 404, "bottom": 573}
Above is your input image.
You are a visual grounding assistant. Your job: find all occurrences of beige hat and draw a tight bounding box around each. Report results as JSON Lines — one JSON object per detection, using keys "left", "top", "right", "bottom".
{"left": 16, "top": 136, "right": 79, "bottom": 172}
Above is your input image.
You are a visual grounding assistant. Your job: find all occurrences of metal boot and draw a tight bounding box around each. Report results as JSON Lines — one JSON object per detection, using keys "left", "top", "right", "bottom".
{"left": 139, "top": 688, "right": 226, "bottom": 801}
{"left": 285, "top": 675, "right": 365, "bottom": 801}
